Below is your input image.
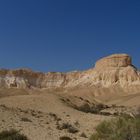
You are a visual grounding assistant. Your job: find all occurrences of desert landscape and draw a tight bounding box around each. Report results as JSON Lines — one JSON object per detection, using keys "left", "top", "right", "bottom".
{"left": 0, "top": 54, "right": 140, "bottom": 140}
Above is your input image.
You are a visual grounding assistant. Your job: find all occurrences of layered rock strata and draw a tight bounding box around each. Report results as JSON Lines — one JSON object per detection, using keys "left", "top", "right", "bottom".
{"left": 0, "top": 54, "right": 140, "bottom": 93}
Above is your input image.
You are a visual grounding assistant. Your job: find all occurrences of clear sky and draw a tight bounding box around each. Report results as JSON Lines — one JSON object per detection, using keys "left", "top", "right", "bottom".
{"left": 0, "top": 0, "right": 140, "bottom": 72}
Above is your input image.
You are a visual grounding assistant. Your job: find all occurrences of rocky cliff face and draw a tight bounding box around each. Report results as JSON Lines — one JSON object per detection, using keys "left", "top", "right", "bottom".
{"left": 95, "top": 54, "right": 132, "bottom": 68}
{"left": 0, "top": 54, "right": 140, "bottom": 93}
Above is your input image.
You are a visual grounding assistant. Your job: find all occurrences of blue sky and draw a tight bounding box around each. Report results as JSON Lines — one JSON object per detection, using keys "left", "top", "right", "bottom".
{"left": 0, "top": 0, "right": 140, "bottom": 72}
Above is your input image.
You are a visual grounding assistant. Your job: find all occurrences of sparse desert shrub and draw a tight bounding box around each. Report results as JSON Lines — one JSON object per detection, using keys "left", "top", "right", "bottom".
{"left": 90, "top": 116, "right": 140, "bottom": 140}
{"left": 74, "top": 120, "right": 80, "bottom": 127}
{"left": 75, "top": 103, "right": 109, "bottom": 114}
{"left": 78, "top": 103, "right": 91, "bottom": 113}
{"left": 59, "top": 136, "right": 72, "bottom": 140}
{"left": 31, "top": 112, "right": 36, "bottom": 117}
{"left": 67, "top": 125, "right": 79, "bottom": 133}
{"left": 136, "top": 106, "right": 140, "bottom": 117}
{"left": 0, "top": 129, "right": 28, "bottom": 140}
{"left": 111, "top": 104, "right": 117, "bottom": 108}
{"left": 21, "top": 117, "right": 32, "bottom": 122}
{"left": 100, "top": 111, "right": 112, "bottom": 116}
{"left": 57, "top": 122, "right": 72, "bottom": 130}
{"left": 57, "top": 122, "right": 79, "bottom": 133}
{"left": 49, "top": 112, "right": 61, "bottom": 121}
{"left": 80, "top": 132, "right": 87, "bottom": 138}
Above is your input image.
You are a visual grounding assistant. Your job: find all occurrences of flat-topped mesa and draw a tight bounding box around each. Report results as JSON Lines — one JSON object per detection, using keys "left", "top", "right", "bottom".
{"left": 0, "top": 53, "right": 139, "bottom": 90}
{"left": 95, "top": 54, "right": 132, "bottom": 69}
{"left": 91, "top": 54, "right": 140, "bottom": 88}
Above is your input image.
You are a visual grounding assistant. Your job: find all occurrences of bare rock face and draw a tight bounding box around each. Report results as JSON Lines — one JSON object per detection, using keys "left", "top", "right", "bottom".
{"left": 89, "top": 54, "right": 140, "bottom": 88}
{"left": 95, "top": 54, "right": 132, "bottom": 69}
{"left": 0, "top": 53, "right": 140, "bottom": 96}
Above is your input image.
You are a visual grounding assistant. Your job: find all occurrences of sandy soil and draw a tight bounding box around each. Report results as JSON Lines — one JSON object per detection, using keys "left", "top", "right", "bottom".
{"left": 0, "top": 88, "right": 139, "bottom": 140}
{"left": 0, "top": 89, "right": 111, "bottom": 140}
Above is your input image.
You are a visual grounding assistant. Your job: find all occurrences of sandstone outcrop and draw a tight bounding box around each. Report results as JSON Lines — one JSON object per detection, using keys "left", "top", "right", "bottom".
{"left": 95, "top": 54, "right": 132, "bottom": 69}
{"left": 0, "top": 54, "right": 140, "bottom": 95}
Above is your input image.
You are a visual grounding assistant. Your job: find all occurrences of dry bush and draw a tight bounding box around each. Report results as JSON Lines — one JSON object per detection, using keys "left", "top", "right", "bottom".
{"left": 90, "top": 116, "right": 140, "bottom": 140}
{"left": 21, "top": 117, "right": 32, "bottom": 122}
{"left": 57, "top": 122, "right": 79, "bottom": 133}
{"left": 0, "top": 129, "right": 28, "bottom": 140}
{"left": 59, "top": 136, "right": 72, "bottom": 140}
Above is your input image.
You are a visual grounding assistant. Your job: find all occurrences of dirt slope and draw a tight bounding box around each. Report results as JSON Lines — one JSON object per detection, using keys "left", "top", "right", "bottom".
{"left": 0, "top": 90, "right": 110, "bottom": 140}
